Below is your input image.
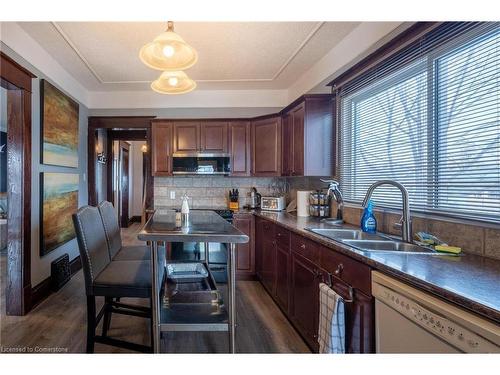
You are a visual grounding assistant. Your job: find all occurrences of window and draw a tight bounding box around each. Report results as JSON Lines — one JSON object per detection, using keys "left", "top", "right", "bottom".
{"left": 339, "top": 23, "right": 500, "bottom": 223}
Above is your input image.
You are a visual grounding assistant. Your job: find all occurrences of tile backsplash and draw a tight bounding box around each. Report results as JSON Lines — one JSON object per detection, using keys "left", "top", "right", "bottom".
{"left": 154, "top": 176, "right": 286, "bottom": 209}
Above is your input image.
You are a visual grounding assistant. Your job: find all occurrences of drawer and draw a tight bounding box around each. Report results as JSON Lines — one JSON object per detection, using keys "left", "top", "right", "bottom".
{"left": 275, "top": 225, "right": 290, "bottom": 248}
{"left": 319, "top": 246, "right": 371, "bottom": 295}
{"left": 291, "top": 233, "right": 319, "bottom": 263}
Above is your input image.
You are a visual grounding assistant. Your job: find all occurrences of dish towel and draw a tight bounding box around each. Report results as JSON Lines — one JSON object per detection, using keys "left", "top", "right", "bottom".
{"left": 318, "top": 282, "right": 346, "bottom": 354}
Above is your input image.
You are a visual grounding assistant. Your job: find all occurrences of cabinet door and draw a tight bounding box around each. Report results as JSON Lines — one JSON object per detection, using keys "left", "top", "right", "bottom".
{"left": 348, "top": 290, "right": 374, "bottom": 353}
{"left": 233, "top": 214, "right": 254, "bottom": 276}
{"left": 251, "top": 116, "right": 281, "bottom": 176}
{"left": 281, "top": 113, "right": 292, "bottom": 176}
{"left": 152, "top": 121, "right": 173, "bottom": 176}
{"left": 261, "top": 238, "right": 276, "bottom": 295}
{"left": 200, "top": 122, "right": 228, "bottom": 153}
{"left": 290, "top": 252, "right": 321, "bottom": 351}
{"left": 275, "top": 244, "right": 290, "bottom": 312}
{"left": 291, "top": 103, "right": 305, "bottom": 176}
{"left": 255, "top": 218, "right": 264, "bottom": 280}
{"left": 230, "top": 121, "right": 251, "bottom": 176}
{"left": 174, "top": 122, "right": 200, "bottom": 152}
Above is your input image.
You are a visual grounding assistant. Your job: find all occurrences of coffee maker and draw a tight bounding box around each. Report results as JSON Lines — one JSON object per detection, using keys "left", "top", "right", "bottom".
{"left": 250, "top": 187, "right": 262, "bottom": 209}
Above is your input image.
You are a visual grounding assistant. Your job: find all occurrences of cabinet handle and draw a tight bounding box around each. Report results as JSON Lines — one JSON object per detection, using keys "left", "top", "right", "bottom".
{"left": 277, "top": 233, "right": 282, "bottom": 237}
{"left": 300, "top": 243, "right": 306, "bottom": 249}
{"left": 334, "top": 263, "right": 344, "bottom": 276}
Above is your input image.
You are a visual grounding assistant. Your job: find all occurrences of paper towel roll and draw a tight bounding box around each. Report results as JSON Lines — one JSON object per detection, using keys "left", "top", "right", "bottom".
{"left": 297, "top": 190, "right": 313, "bottom": 217}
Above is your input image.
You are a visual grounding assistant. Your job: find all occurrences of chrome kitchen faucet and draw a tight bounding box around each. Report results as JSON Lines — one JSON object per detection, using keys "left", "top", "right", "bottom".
{"left": 362, "top": 180, "right": 412, "bottom": 243}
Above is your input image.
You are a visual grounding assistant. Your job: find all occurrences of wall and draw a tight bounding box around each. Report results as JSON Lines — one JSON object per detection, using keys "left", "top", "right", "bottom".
{"left": 0, "top": 46, "right": 89, "bottom": 286}
{"left": 95, "top": 128, "right": 107, "bottom": 203}
{"left": 30, "top": 78, "right": 88, "bottom": 286}
{"left": 129, "top": 141, "right": 145, "bottom": 218}
{"left": 154, "top": 176, "right": 286, "bottom": 209}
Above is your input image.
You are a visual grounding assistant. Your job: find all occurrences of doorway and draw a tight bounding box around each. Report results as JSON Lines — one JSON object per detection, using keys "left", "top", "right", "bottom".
{"left": 87, "top": 118, "right": 153, "bottom": 228}
{"left": 1, "top": 52, "right": 34, "bottom": 316}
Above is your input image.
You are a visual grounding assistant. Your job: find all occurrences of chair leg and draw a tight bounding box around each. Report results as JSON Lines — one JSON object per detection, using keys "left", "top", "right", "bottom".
{"left": 86, "top": 295, "right": 96, "bottom": 354}
{"left": 102, "top": 297, "right": 113, "bottom": 337}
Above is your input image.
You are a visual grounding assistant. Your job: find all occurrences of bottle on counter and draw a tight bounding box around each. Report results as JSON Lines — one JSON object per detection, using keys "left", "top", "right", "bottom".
{"left": 181, "top": 194, "right": 190, "bottom": 227}
{"left": 360, "top": 200, "right": 377, "bottom": 233}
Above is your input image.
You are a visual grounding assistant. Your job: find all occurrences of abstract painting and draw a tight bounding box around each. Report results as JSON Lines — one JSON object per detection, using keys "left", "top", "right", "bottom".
{"left": 40, "top": 80, "right": 79, "bottom": 168}
{"left": 40, "top": 172, "right": 79, "bottom": 256}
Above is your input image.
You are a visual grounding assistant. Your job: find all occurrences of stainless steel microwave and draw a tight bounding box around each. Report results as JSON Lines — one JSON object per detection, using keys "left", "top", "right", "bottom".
{"left": 172, "top": 153, "right": 231, "bottom": 175}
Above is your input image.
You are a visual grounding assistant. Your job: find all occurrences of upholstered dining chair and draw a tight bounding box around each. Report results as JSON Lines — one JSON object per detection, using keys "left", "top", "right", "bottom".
{"left": 72, "top": 205, "right": 152, "bottom": 353}
{"left": 98, "top": 200, "right": 151, "bottom": 261}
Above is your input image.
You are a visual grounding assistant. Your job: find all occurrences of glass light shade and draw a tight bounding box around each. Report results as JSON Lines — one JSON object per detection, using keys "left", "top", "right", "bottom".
{"left": 151, "top": 71, "right": 197, "bottom": 95}
{"left": 139, "top": 22, "right": 198, "bottom": 71}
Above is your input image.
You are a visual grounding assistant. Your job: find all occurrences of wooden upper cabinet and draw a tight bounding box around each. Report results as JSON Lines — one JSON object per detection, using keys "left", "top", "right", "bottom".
{"left": 230, "top": 121, "right": 251, "bottom": 176}
{"left": 173, "top": 122, "right": 200, "bottom": 153}
{"left": 281, "top": 95, "right": 333, "bottom": 177}
{"left": 251, "top": 115, "right": 282, "bottom": 176}
{"left": 291, "top": 103, "right": 305, "bottom": 176}
{"left": 281, "top": 113, "right": 292, "bottom": 176}
{"left": 200, "top": 122, "right": 228, "bottom": 153}
{"left": 151, "top": 121, "right": 173, "bottom": 176}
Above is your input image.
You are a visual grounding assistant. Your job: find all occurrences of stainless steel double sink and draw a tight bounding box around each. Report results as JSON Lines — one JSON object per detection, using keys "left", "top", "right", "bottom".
{"left": 306, "top": 228, "right": 438, "bottom": 255}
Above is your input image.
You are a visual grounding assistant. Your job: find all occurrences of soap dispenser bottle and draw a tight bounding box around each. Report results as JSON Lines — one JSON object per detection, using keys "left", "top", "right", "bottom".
{"left": 361, "top": 200, "right": 377, "bottom": 233}
{"left": 181, "top": 194, "right": 190, "bottom": 226}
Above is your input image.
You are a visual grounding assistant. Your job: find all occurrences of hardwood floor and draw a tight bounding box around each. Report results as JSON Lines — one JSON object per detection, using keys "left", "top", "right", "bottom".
{"left": 0, "top": 223, "right": 309, "bottom": 353}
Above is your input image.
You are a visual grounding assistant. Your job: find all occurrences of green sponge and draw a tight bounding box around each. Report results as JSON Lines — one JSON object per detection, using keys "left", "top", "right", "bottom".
{"left": 435, "top": 245, "right": 462, "bottom": 254}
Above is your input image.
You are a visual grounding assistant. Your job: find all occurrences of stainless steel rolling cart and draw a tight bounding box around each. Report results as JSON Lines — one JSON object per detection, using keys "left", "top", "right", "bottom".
{"left": 138, "top": 210, "right": 248, "bottom": 353}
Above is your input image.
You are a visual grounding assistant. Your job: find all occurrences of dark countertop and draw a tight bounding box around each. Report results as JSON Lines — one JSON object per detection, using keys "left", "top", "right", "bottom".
{"left": 138, "top": 210, "right": 249, "bottom": 243}
{"left": 251, "top": 210, "right": 500, "bottom": 324}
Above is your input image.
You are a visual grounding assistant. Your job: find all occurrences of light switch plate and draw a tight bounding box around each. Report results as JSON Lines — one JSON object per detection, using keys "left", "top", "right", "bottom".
{"left": 170, "top": 191, "right": 175, "bottom": 200}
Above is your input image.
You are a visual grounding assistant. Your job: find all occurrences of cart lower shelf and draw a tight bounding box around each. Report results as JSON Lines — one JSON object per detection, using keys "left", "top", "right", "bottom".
{"left": 159, "top": 261, "right": 229, "bottom": 333}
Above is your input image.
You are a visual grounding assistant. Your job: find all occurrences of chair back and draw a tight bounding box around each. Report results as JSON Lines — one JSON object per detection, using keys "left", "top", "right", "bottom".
{"left": 98, "top": 201, "right": 122, "bottom": 259}
{"left": 72, "top": 206, "right": 111, "bottom": 295}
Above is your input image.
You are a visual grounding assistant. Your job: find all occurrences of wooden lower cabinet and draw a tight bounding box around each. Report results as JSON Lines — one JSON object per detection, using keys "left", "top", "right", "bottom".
{"left": 233, "top": 213, "right": 255, "bottom": 278}
{"left": 261, "top": 237, "right": 276, "bottom": 295}
{"left": 275, "top": 245, "right": 290, "bottom": 312}
{"left": 348, "top": 290, "right": 374, "bottom": 353}
{"left": 254, "top": 216, "right": 375, "bottom": 353}
{"left": 290, "top": 251, "right": 321, "bottom": 351}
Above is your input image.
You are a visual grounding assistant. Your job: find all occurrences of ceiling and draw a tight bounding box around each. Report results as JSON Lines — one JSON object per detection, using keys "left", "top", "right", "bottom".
{"left": 18, "top": 22, "right": 360, "bottom": 91}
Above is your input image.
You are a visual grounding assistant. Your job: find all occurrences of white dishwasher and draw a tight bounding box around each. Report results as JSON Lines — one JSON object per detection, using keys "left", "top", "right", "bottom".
{"left": 372, "top": 271, "right": 500, "bottom": 353}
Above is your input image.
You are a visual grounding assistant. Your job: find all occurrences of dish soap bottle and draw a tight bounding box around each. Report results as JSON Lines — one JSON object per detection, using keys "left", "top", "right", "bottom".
{"left": 361, "top": 200, "right": 377, "bottom": 233}
{"left": 181, "top": 194, "right": 190, "bottom": 227}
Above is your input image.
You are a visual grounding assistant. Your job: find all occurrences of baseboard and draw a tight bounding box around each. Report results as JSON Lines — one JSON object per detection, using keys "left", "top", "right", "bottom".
{"left": 129, "top": 216, "right": 141, "bottom": 224}
{"left": 30, "top": 255, "right": 82, "bottom": 310}
{"left": 70, "top": 255, "right": 82, "bottom": 275}
{"left": 31, "top": 277, "right": 52, "bottom": 309}
{"left": 237, "top": 273, "right": 258, "bottom": 281}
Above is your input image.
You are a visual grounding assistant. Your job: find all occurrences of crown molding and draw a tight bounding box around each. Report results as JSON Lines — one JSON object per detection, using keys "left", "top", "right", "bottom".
{"left": 51, "top": 21, "right": 324, "bottom": 85}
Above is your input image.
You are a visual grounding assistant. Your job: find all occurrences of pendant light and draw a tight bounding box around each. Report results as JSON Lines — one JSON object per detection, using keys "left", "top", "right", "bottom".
{"left": 151, "top": 71, "right": 197, "bottom": 95}
{"left": 140, "top": 21, "right": 198, "bottom": 71}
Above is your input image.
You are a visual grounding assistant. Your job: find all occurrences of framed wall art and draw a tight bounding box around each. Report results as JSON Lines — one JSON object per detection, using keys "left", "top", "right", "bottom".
{"left": 40, "top": 80, "right": 79, "bottom": 168}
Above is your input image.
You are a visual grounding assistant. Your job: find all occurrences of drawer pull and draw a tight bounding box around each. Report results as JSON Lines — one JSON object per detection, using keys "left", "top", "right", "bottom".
{"left": 334, "top": 263, "right": 344, "bottom": 276}
{"left": 300, "top": 243, "right": 306, "bottom": 249}
{"left": 277, "top": 233, "right": 282, "bottom": 237}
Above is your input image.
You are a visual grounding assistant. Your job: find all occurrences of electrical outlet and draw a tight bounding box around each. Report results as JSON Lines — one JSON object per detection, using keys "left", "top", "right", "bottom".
{"left": 170, "top": 191, "right": 175, "bottom": 200}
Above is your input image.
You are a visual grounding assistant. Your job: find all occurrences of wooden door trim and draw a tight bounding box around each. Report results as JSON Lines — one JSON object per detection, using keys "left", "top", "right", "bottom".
{"left": 1, "top": 52, "right": 34, "bottom": 316}
{"left": 87, "top": 116, "right": 154, "bottom": 208}
{"left": 118, "top": 141, "right": 130, "bottom": 228}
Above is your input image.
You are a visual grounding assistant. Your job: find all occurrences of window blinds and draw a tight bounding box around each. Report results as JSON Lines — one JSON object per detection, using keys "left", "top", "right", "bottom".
{"left": 337, "top": 22, "right": 500, "bottom": 223}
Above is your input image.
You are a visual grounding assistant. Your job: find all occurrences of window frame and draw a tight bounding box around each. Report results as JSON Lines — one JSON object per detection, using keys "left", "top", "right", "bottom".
{"left": 338, "top": 25, "right": 500, "bottom": 224}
